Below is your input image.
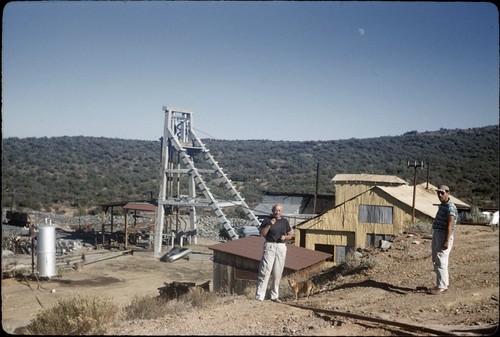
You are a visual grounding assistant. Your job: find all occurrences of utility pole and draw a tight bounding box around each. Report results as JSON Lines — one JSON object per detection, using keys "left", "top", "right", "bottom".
{"left": 425, "top": 161, "right": 430, "bottom": 189}
{"left": 407, "top": 160, "right": 424, "bottom": 223}
{"left": 313, "top": 162, "right": 319, "bottom": 214}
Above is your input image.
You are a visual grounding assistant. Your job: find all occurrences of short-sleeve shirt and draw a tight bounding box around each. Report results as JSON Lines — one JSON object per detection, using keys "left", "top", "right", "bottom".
{"left": 259, "top": 217, "right": 291, "bottom": 243}
{"left": 432, "top": 199, "right": 458, "bottom": 232}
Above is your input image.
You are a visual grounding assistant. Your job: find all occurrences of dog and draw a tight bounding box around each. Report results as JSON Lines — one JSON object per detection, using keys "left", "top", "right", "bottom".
{"left": 288, "top": 278, "right": 314, "bottom": 301}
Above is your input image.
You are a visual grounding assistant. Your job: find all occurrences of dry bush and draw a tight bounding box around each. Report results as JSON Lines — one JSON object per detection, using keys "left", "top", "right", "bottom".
{"left": 123, "top": 295, "right": 172, "bottom": 320}
{"left": 25, "top": 294, "right": 120, "bottom": 335}
{"left": 243, "top": 284, "right": 257, "bottom": 299}
{"left": 123, "top": 289, "right": 221, "bottom": 321}
{"left": 408, "top": 221, "right": 432, "bottom": 234}
{"left": 184, "top": 287, "right": 222, "bottom": 308}
{"left": 340, "top": 250, "right": 377, "bottom": 275}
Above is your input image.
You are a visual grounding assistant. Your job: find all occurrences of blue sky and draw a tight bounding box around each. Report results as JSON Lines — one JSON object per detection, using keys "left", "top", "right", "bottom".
{"left": 2, "top": 1, "right": 498, "bottom": 141}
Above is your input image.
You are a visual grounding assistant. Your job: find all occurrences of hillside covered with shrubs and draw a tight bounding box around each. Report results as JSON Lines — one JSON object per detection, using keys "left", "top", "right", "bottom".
{"left": 1, "top": 125, "right": 498, "bottom": 214}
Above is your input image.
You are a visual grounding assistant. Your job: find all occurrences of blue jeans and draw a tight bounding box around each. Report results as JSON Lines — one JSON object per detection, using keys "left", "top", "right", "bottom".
{"left": 431, "top": 230, "right": 454, "bottom": 289}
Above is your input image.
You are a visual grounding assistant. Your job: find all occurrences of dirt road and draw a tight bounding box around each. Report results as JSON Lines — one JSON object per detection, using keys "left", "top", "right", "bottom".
{"left": 1, "top": 239, "right": 215, "bottom": 334}
{"left": 2, "top": 225, "right": 498, "bottom": 335}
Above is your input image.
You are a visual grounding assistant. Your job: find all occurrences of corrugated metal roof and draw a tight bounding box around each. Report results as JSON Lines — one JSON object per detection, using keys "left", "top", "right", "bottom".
{"left": 99, "top": 199, "right": 154, "bottom": 208}
{"left": 122, "top": 202, "right": 157, "bottom": 212}
{"left": 209, "top": 236, "right": 331, "bottom": 271}
{"left": 377, "top": 184, "right": 470, "bottom": 218}
{"left": 253, "top": 193, "right": 335, "bottom": 218}
{"left": 415, "top": 182, "right": 470, "bottom": 208}
{"left": 377, "top": 185, "right": 437, "bottom": 218}
{"left": 253, "top": 203, "right": 302, "bottom": 217}
{"left": 253, "top": 195, "right": 303, "bottom": 217}
{"left": 332, "top": 174, "right": 407, "bottom": 185}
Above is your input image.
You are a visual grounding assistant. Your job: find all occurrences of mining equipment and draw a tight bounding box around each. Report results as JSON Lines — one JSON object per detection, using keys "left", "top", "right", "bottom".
{"left": 154, "top": 106, "right": 261, "bottom": 258}
{"left": 4, "top": 210, "right": 34, "bottom": 227}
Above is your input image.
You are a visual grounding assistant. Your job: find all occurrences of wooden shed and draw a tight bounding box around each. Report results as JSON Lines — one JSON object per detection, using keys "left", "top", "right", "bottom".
{"left": 209, "top": 236, "right": 331, "bottom": 295}
{"left": 296, "top": 177, "right": 470, "bottom": 264}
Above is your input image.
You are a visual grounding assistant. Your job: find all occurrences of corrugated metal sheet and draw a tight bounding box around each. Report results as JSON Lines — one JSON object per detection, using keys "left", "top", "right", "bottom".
{"left": 377, "top": 185, "right": 436, "bottom": 218}
{"left": 415, "top": 182, "right": 470, "bottom": 209}
{"left": 378, "top": 184, "right": 470, "bottom": 218}
{"left": 332, "top": 174, "right": 407, "bottom": 184}
{"left": 122, "top": 202, "right": 157, "bottom": 212}
{"left": 209, "top": 236, "right": 331, "bottom": 271}
{"left": 253, "top": 195, "right": 303, "bottom": 217}
{"left": 253, "top": 193, "right": 334, "bottom": 219}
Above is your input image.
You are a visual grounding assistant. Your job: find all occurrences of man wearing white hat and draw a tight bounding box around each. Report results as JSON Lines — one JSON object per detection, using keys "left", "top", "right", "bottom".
{"left": 429, "top": 185, "right": 458, "bottom": 295}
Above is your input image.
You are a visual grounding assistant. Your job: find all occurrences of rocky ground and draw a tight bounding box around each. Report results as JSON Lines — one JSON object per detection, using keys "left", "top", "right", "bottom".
{"left": 104, "top": 223, "right": 499, "bottom": 336}
{"left": 2, "top": 211, "right": 499, "bottom": 336}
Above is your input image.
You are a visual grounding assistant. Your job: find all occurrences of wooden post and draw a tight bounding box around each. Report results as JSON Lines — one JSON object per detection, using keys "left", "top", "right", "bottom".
{"left": 124, "top": 210, "right": 128, "bottom": 250}
{"left": 110, "top": 206, "right": 114, "bottom": 243}
{"left": 412, "top": 170, "right": 417, "bottom": 223}
{"left": 101, "top": 207, "right": 106, "bottom": 245}
{"left": 407, "top": 160, "right": 424, "bottom": 223}
{"left": 314, "top": 162, "right": 319, "bottom": 214}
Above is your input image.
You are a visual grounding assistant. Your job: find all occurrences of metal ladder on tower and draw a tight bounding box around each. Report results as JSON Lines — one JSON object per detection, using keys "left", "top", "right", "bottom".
{"left": 190, "top": 130, "right": 261, "bottom": 227}
{"left": 154, "top": 107, "right": 261, "bottom": 258}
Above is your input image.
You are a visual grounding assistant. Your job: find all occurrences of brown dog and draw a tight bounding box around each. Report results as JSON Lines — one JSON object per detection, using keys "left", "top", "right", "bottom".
{"left": 288, "top": 278, "right": 314, "bottom": 301}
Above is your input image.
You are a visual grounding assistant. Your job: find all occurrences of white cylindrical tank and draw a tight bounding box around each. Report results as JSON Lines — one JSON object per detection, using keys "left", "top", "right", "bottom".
{"left": 491, "top": 211, "right": 499, "bottom": 226}
{"left": 37, "top": 225, "right": 56, "bottom": 278}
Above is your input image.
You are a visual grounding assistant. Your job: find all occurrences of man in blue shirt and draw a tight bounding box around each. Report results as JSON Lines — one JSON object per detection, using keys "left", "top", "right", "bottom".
{"left": 429, "top": 185, "right": 458, "bottom": 295}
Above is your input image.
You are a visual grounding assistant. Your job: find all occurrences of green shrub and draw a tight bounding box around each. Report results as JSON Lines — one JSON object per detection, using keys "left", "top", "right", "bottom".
{"left": 26, "top": 294, "right": 120, "bottom": 335}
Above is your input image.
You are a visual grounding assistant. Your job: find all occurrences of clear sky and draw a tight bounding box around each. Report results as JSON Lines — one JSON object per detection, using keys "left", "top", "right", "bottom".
{"left": 2, "top": 1, "right": 498, "bottom": 141}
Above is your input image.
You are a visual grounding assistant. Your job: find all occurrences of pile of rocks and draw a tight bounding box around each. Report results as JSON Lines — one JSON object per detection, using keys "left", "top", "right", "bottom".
{"left": 1, "top": 210, "right": 256, "bottom": 257}
{"left": 1, "top": 225, "right": 94, "bottom": 256}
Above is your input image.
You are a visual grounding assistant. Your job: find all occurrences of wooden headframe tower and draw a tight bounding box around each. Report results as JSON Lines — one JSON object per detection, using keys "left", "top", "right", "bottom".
{"left": 154, "top": 106, "right": 261, "bottom": 258}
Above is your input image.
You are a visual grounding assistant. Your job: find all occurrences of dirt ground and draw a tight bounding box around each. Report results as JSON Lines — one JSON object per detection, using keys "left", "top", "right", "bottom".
{"left": 2, "top": 225, "right": 499, "bottom": 336}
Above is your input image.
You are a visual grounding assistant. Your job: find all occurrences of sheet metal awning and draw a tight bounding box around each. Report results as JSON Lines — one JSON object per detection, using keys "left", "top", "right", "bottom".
{"left": 123, "top": 202, "right": 157, "bottom": 212}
